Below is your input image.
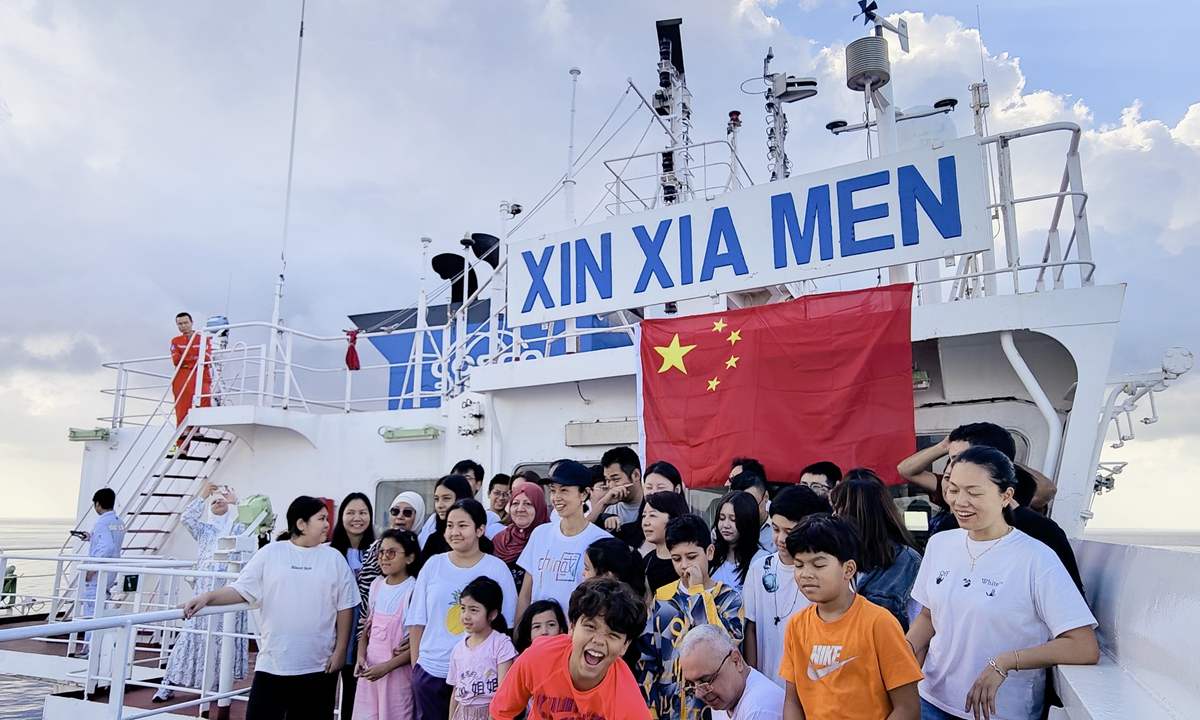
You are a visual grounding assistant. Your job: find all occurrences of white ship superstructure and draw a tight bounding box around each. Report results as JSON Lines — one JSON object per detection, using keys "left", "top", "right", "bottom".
{"left": 1, "top": 8, "right": 1196, "bottom": 720}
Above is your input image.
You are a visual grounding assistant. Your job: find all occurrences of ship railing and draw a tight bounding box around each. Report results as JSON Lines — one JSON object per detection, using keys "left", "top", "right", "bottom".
{"left": 0, "top": 593, "right": 256, "bottom": 720}
{"left": 0, "top": 552, "right": 187, "bottom": 627}
{"left": 909, "top": 122, "right": 1093, "bottom": 304}
{"left": 601, "top": 139, "right": 753, "bottom": 216}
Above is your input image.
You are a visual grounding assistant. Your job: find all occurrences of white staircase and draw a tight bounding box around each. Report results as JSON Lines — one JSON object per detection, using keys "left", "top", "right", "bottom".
{"left": 120, "top": 426, "right": 237, "bottom": 555}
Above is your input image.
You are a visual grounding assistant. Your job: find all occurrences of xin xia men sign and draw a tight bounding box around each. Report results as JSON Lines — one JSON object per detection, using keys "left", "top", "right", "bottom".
{"left": 507, "top": 136, "right": 991, "bottom": 325}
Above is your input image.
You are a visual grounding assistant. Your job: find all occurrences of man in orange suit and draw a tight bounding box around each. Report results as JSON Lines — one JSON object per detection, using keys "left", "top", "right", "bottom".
{"left": 170, "top": 312, "right": 211, "bottom": 426}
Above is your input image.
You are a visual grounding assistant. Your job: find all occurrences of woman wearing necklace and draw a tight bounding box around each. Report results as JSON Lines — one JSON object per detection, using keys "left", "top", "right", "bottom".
{"left": 906, "top": 446, "right": 1098, "bottom": 720}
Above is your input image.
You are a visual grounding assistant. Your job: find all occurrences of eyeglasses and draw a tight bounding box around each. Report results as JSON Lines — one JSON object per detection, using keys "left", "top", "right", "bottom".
{"left": 379, "top": 548, "right": 401, "bottom": 560}
{"left": 684, "top": 650, "right": 732, "bottom": 697}
{"left": 389, "top": 507, "right": 415, "bottom": 518}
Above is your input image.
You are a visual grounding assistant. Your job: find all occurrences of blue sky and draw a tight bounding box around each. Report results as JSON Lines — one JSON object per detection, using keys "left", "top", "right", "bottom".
{"left": 771, "top": 0, "right": 1192, "bottom": 127}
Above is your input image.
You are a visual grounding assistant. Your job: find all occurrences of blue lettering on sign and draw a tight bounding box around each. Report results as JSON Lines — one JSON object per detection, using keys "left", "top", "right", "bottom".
{"left": 575, "top": 233, "right": 612, "bottom": 302}
{"left": 899, "top": 155, "right": 961, "bottom": 246}
{"left": 700, "top": 207, "right": 748, "bottom": 281}
{"left": 771, "top": 186, "right": 833, "bottom": 268}
{"left": 679, "top": 215, "right": 694, "bottom": 285}
{"left": 521, "top": 246, "right": 555, "bottom": 312}
{"left": 559, "top": 241, "right": 572, "bottom": 307}
{"left": 837, "top": 170, "right": 894, "bottom": 257}
{"left": 634, "top": 219, "right": 675, "bottom": 293}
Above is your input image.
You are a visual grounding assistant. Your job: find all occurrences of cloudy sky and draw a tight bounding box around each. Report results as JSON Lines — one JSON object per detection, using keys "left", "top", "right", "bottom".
{"left": 0, "top": 0, "right": 1196, "bottom": 527}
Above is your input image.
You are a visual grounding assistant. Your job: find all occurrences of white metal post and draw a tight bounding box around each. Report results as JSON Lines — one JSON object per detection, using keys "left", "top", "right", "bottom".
{"left": 996, "top": 139, "right": 1021, "bottom": 291}
{"left": 283, "top": 330, "right": 294, "bottom": 409}
{"left": 566, "top": 67, "right": 581, "bottom": 228}
{"left": 107, "top": 621, "right": 132, "bottom": 720}
{"left": 1066, "top": 151, "right": 1094, "bottom": 286}
{"left": 217, "top": 609, "right": 236, "bottom": 711}
{"left": 193, "top": 333, "right": 208, "bottom": 411}
{"left": 112, "top": 364, "right": 126, "bottom": 429}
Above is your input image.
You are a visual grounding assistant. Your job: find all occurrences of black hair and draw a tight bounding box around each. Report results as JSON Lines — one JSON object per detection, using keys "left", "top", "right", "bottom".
{"left": 586, "top": 537, "right": 647, "bottom": 596}
{"left": 843, "top": 467, "right": 885, "bottom": 485}
{"left": 729, "top": 470, "right": 768, "bottom": 496}
{"left": 712, "top": 491, "right": 761, "bottom": 584}
{"left": 644, "top": 461, "right": 684, "bottom": 491}
{"left": 567, "top": 577, "right": 647, "bottom": 641}
{"left": 800, "top": 461, "right": 843, "bottom": 487}
{"left": 949, "top": 422, "right": 1017, "bottom": 461}
{"left": 452, "top": 459, "right": 486, "bottom": 484}
{"left": 665, "top": 514, "right": 713, "bottom": 551}
{"left": 785, "top": 513, "right": 859, "bottom": 565}
{"left": 769, "top": 485, "right": 833, "bottom": 522}
{"left": 601, "top": 446, "right": 642, "bottom": 478}
{"left": 286, "top": 496, "right": 328, "bottom": 538}
{"left": 488, "top": 473, "right": 512, "bottom": 492}
{"left": 331, "top": 492, "right": 376, "bottom": 555}
{"left": 175, "top": 312, "right": 192, "bottom": 321}
{"left": 377, "top": 528, "right": 424, "bottom": 577}
{"left": 829, "top": 479, "right": 917, "bottom": 572}
{"left": 460, "top": 576, "right": 509, "bottom": 633}
{"left": 422, "top": 477, "right": 476, "bottom": 559}
{"left": 92, "top": 488, "right": 116, "bottom": 511}
{"left": 952, "top": 445, "right": 1018, "bottom": 491}
{"left": 517, "top": 469, "right": 541, "bottom": 484}
{"left": 643, "top": 490, "right": 691, "bottom": 519}
{"left": 514, "top": 600, "right": 567, "bottom": 652}
{"left": 1013, "top": 466, "right": 1037, "bottom": 508}
{"left": 731, "top": 457, "right": 767, "bottom": 482}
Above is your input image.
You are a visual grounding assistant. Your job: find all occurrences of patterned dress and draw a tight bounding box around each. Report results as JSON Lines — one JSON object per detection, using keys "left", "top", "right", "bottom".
{"left": 638, "top": 581, "right": 744, "bottom": 720}
{"left": 161, "top": 498, "right": 249, "bottom": 691}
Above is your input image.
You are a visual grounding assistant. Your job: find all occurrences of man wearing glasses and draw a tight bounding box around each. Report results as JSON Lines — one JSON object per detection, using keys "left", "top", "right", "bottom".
{"left": 680, "top": 625, "right": 783, "bottom": 720}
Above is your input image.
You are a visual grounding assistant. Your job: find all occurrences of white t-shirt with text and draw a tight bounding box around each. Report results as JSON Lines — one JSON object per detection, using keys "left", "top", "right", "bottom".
{"left": 742, "top": 551, "right": 811, "bottom": 688}
{"left": 404, "top": 552, "right": 518, "bottom": 678}
{"left": 517, "top": 519, "right": 610, "bottom": 612}
{"left": 231, "top": 540, "right": 360, "bottom": 676}
{"left": 912, "top": 528, "right": 1097, "bottom": 720}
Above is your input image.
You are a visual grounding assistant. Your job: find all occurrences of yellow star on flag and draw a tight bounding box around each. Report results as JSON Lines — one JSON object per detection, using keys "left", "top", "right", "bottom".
{"left": 712, "top": 318, "right": 727, "bottom": 333}
{"left": 654, "top": 334, "right": 697, "bottom": 374}
{"left": 725, "top": 355, "right": 739, "bottom": 369}
{"left": 707, "top": 377, "right": 721, "bottom": 391}
{"left": 727, "top": 329, "right": 742, "bottom": 346}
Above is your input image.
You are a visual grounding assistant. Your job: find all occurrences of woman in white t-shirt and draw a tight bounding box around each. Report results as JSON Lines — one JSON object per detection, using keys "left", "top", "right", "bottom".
{"left": 514, "top": 460, "right": 610, "bottom": 622}
{"left": 181, "top": 496, "right": 361, "bottom": 720}
{"left": 907, "top": 446, "right": 1099, "bottom": 720}
{"left": 405, "top": 499, "right": 517, "bottom": 720}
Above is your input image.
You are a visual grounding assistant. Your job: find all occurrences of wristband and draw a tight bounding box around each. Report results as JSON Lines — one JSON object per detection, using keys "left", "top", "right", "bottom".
{"left": 989, "top": 658, "right": 1009, "bottom": 679}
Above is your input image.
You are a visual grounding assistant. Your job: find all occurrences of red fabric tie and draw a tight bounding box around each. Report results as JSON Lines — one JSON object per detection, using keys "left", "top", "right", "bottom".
{"left": 345, "top": 330, "right": 361, "bottom": 371}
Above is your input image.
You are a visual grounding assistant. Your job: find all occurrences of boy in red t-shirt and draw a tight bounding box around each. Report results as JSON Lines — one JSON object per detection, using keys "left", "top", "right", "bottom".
{"left": 780, "top": 514, "right": 923, "bottom": 720}
{"left": 491, "top": 578, "right": 650, "bottom": 720}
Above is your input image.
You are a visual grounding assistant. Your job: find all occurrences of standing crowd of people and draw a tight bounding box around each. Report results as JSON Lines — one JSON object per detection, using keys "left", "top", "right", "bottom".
{"left": 143, "top": 420, "right": 1100, "bottom": 720}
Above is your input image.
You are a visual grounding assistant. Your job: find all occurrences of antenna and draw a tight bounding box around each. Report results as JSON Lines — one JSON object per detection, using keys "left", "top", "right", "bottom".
{"left": 853, "top": 0, "right": 909, "bottom": 52}
{"left": 762, "top": 47, "right": 817, "bottom": 180}
{"left": 653, "top": 19, "right": 691, "bottom": 204}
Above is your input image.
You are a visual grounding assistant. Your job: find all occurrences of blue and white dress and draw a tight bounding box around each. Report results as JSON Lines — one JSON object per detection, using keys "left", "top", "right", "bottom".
{"left": 161, "top": 497, "right": 249, "bottom": 691}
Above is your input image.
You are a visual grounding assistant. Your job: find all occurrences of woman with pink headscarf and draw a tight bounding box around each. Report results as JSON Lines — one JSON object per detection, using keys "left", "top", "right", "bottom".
{"left": 491, "top": 483, "right": 550, "bottom": 592}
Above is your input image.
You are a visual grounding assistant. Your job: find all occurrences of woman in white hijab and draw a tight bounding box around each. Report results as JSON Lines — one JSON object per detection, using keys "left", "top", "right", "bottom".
{"left": 154, "top": 482, "right": 250, "bottom": 701}
{"left": 356, "top": 492, "right": 426, "bottom": 630}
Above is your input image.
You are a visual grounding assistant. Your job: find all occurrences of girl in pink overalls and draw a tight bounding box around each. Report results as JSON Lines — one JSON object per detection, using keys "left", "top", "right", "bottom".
{"left": 353, "top": 528, "right": 421, "bottom": 720}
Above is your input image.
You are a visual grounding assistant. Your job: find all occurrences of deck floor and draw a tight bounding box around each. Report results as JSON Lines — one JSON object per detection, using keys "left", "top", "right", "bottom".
{"left": 0, "top": 619, "right": 254, "bottom": 720}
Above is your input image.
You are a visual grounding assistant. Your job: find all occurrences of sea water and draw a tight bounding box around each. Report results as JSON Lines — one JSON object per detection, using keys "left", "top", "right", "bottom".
{"left": 1, "top": 518, "right": 75, "bottom": 720}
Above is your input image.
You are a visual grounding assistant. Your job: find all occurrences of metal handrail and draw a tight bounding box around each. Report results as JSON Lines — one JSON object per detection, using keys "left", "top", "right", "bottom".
{"left": 0, "top": 602, "right": 253, "bottom": 642}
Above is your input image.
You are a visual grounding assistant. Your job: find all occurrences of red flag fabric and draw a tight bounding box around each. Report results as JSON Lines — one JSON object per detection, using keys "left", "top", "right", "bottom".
{"left": 639, "top": 285, "right": 915, "bottom": 488}
{"left": 345, "top": 330, "right": 361, "bottom": 371}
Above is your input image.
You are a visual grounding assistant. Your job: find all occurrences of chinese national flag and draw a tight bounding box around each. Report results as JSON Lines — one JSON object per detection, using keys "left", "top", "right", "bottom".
{"left": 638, "top": 285, "right": 915, "bottom": 488}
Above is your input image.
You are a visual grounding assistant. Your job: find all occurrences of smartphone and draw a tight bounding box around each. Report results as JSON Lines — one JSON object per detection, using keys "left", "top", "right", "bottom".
{"left": 69, "top": 530, "right": 87, "bottom": 539}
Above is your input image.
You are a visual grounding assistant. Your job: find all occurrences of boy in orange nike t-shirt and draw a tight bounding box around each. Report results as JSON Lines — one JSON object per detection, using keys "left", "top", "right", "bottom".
{"left": 491, "top": 578, "right": 650, "bottom": 720}
{"left": 779, "top": 515, "right": 923, "bottom": 720}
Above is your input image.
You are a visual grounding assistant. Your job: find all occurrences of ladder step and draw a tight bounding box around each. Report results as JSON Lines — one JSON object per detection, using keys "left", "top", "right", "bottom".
{"left": 187, "top": 437, "right": 222, "bottom": 444}
{"left": 152, "top": 474, "right": 198, "bottom": 480}
{"left": 133, "top": 511, "right": 178, "bottom": 516}
{"left": 122, "top": 547, "right": 159, "bottom": 552}
{"left": 171, "top": 454, "right": 217, "bottom": 462}
{"left": 125, "top": 529, "right": 171, "bottom": 534}
{"left": 140, "top": 492, "right": 189, "bottom": 497}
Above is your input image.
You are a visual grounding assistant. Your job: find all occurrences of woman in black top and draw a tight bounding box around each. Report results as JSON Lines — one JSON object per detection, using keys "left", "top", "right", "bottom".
{"left": 639, "top": 491, "right": 691, "bottom": 593}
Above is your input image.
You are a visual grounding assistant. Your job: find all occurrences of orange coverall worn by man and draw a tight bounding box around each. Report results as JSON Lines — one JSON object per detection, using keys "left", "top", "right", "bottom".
{"left": 170, "top": 312, "right": 211, "bottom": 426}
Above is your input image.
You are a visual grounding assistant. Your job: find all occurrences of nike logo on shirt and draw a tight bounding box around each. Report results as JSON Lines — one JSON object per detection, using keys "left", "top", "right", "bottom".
{"left": 807, "top": 655, "right": 857, "bottom": 680}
